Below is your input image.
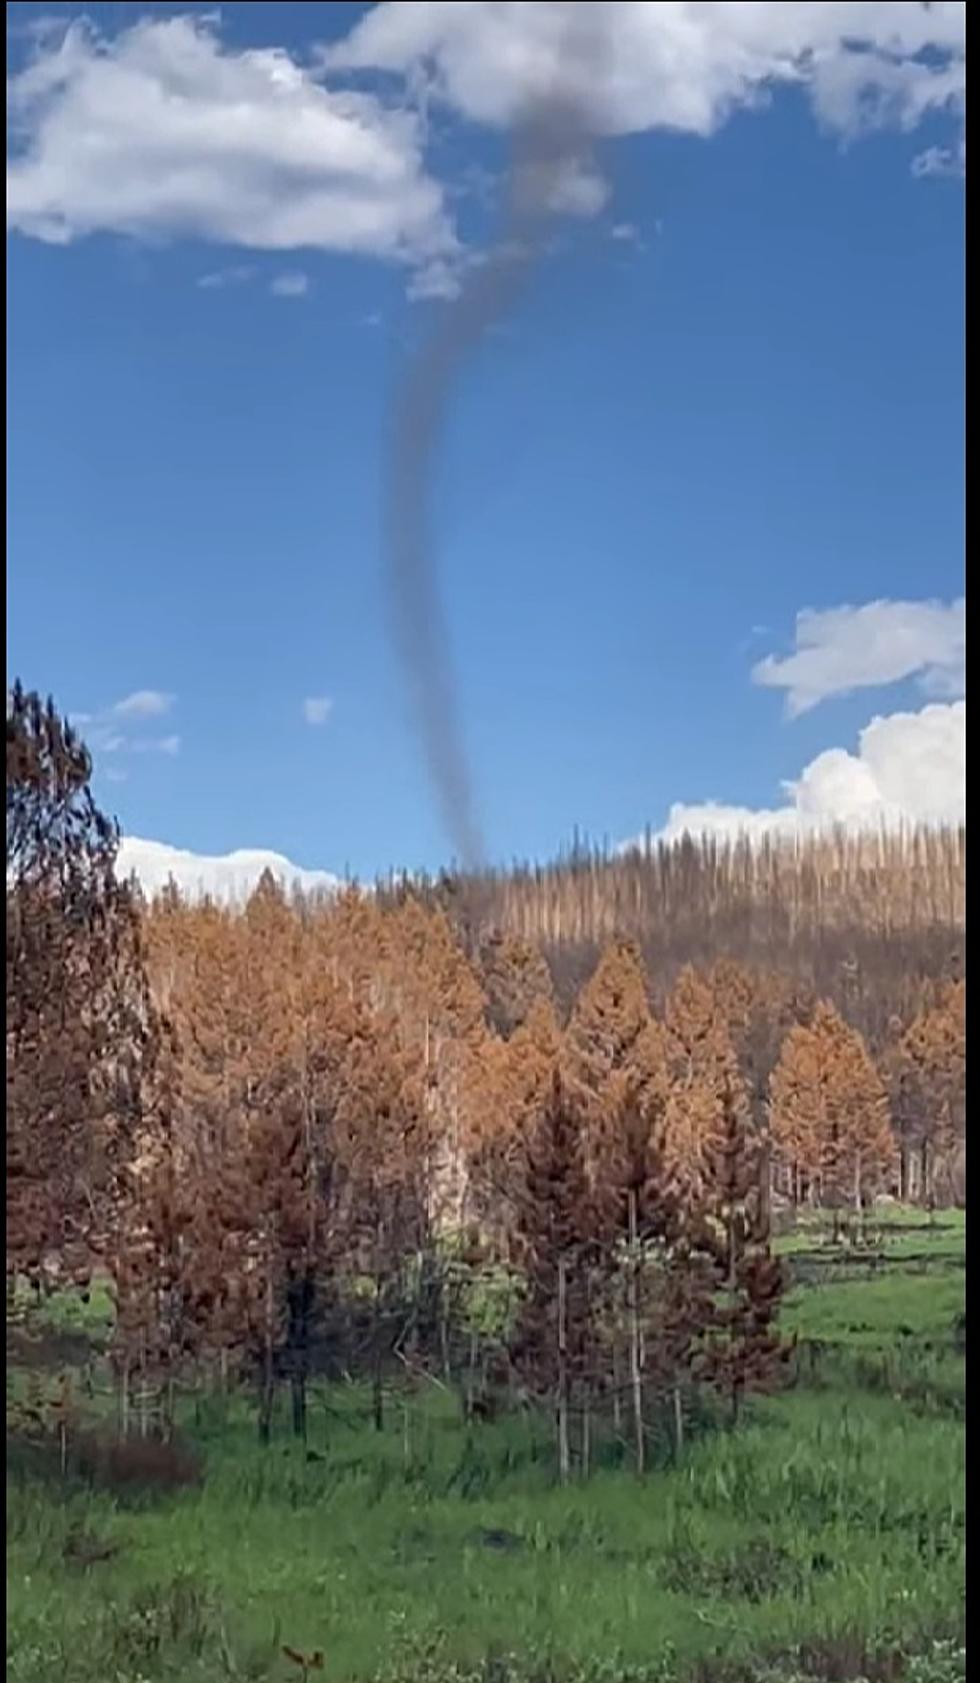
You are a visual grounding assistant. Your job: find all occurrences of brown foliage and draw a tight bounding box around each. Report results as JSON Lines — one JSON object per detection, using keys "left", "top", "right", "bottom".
{"left": 6, "top": 682, "right": 165, "bottom": 1279}
{"left": 769, "top": 1001, "right": 895, "bottom": 1210}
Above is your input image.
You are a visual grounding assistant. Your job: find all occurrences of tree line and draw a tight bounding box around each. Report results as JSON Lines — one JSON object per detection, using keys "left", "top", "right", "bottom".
{"left": 6, "top": 685, "right": 965, "bottom": 1477}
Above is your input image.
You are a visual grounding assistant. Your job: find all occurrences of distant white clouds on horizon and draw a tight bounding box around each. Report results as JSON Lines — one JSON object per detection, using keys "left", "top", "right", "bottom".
{"left": 753, "top": 598, "right": 965, "bottom": 718}
{"left": 641, "top": 595, "right": 965, "bottom": 845}
{"left": 649, "top": 700, "right": 965, "bottom": 847}
{"left": 116, "top": 837, "right": 340, "bottom": 905}
{"left": 7, "top": 4, "right": 965, "bottom": 296}
{"left": 119, "top": 694, "right": 966, "bottom": 900}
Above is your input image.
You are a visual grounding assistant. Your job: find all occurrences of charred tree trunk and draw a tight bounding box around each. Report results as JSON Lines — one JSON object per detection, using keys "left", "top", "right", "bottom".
{"left": 627, "top": 1189, "right": 645, "bottom": 1477}
{"left": 556, "top": 1256, "right": 570, "bottom": 1485}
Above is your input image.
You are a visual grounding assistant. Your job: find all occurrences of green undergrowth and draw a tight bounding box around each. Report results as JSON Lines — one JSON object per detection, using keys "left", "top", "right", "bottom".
{"left": 6, "top": 1210, "right": 965, "bottom": 1683}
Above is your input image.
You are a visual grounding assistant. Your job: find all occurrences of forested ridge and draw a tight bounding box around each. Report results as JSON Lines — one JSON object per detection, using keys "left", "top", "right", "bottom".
{"left": 7, "top": 682, "right": 965, "bottom": 1470}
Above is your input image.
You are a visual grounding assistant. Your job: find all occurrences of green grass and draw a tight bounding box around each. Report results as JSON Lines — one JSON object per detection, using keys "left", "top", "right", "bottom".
{"left": 781, "top": 1271, "right": 964, "bottom": 1349}
{"left": 7, "top": 1277, "right": 116, "bottom": 1345}
{"left": 6, "top": 1212, "right": 966, "bottom": 1683}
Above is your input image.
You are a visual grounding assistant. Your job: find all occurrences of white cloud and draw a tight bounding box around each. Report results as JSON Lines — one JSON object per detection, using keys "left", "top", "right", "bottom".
{"left": 113, "top": 689, "right": 175, "bottom": 718}
{"left": 197, "top": 265, "right": 254, "bottom": 290}
{"left": 752, "top": 599, "right": 965, "bottom": 717}
{"left": 68, "top": 691, "right": 179, "bottom": 761}
{"left": 325, "top": 2, "right": 964, "bottom": 163}
{"left": 405, "top": 254, "right": 467, "bottom": 302}
{"left": 270, "top": 270, "right": 310, "bottom": 297}
{"left": 302, "top": 696, "right": 333, "bottom": 726}
{"left": 129, "top": 734, "right": 181, "bottom": 756}
{"left": 88, "top": 728, "right": 126, "bottom": 755}
{"left": 7, "top": 13, "right": 455, "bottom": 272}
{"left": 912, "top": 137, "right": 966, "bottom": 179}
{"left": 116, "top": 836, "right": 340, "bottom": 904}
{"left": 7, "top": 7, "right": 962, "bottom": 300}
{"left": 645, "top": 700, "right": 965, "bottom": 846}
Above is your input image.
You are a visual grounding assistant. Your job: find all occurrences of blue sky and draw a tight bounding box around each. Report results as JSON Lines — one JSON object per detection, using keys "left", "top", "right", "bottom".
{"left": 7, "top": 3, "right": 965, "bottom": 894}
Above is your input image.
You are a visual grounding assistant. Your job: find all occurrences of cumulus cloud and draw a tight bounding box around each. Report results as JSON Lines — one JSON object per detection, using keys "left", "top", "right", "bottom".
{"left": 302, "top": 696, "right": 333, "bottom": 726}
{"left": 112, "top": 689, "right": 175, "bottom": 718}
{"left": 116, "top": 836, "right": 340, "bottom": 904}
{"left": 7, "top": 13, "right": 455, "bottom": 272}
{"left": 270, "top": 270, "right": 310, "bottom": 297}
{"left": 752, "top": 599, "right": 965, "bottom": 717}
{"left": 325, "top": 1, "right": 964, "bottom": 160}
{"left": 647, "top": 700, "right": 965, "bottom": 846}
{"left": 7, "top": 6, "right": 963, "bottom": 299}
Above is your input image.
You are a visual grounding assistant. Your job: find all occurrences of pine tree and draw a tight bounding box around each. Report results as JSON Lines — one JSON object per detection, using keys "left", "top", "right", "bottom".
{"left": 478, "top": 929, "right": 554, "bottom": 1037}
{"left": 563, "top": 938, "right": 653, "bottom": 1121}
{"left": 708, "top": 960, "right": 812, "bottom": 1214}
{"left": 692, "top": 1085, "right": 792, "bottom": 1425}
{"left": 333, "top": 1013, "right": 430, "bottom": 1429}
{"left": 768, "top": 1001, "right": 895, "bottom": 1219}
{"left": 6, "top": 683, "right": 158, "bottom": 1283}
{"left": 510, "top": 1069, "right": 595, "bottom": 1483}
{"left": 596, "top": 1056, "right": 689, "bottom": 1473}
{"left": 895, "top": 981, "right": 965, "bottom": 1205}
{"left": 663, "top": 966, "right": 747, "bottom": 1198}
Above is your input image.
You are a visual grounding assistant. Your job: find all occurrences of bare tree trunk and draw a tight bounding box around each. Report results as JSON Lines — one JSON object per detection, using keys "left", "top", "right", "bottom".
{"left": 258, "top": 1364, "right": 275, "bottom": 1445}
{"left": 291, "top": 1375, "right": 307, "bottom": 1441}
{"left": 581, "top": 1393, "right": 591, "bottom": 1481}
{"left": 119, "top": 1362, "right": 131, "bottom": 1440}
{"left": 372, "top": 1270, "right": 385, "bottom": 1431}
{"left": 438, "top": 1284, "right": 452, "bottom": 1386}
{"left": 672, "top": 1383, "right": 684, "bottom": 1461}
{"left": 923, "top": 1138, "right": 938, "bottom": 1219}
{"left": 464, "top": 1327, "right": 478, "bottom": 1422}
{"left": 556, "top": 1256, "right": 570, "bottom": 1485}
{"left": 611, "top": 1341, "right": 622, "bottom": 1433}
{"left": 759, "top": 1137, "right": 772, "bottom": 1234}
{"left": 139, "top": 1334, "right": 149, "bottom": 1439}
{"left": 259, "top": 1273, "right": 276, "bottom": 1446}
{"left": 628, "top": 1190, "right": 645, "bottom": 1477}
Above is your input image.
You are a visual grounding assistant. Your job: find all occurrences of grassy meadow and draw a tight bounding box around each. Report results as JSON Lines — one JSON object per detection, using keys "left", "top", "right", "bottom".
{"left": 5, "top": 1210, "right": 965, "bottom": 1683}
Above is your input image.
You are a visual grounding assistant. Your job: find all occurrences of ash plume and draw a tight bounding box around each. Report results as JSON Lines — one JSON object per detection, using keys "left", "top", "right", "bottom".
{"left": 386, "top": 17, "right": 605, "bottom": 874}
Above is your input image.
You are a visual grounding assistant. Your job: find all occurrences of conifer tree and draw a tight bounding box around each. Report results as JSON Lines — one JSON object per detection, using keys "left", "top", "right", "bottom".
{"left": 563, "top": 938, "right": 653, "bottom": 1120}
{"left": 333, "top": 1013, "right": 430, "bottom": 1428}
{"left": 693, "top": 1085, "right": 792, "bottom": 1425}
{"left": 894, "top": 981, "right": 965, "bottom": 1204}
{"left": 7, "top": 683, "right": 159, "bottom": 1282}
{"left": 478, "top": 929, "right": 554, "bottom": 1037}
{"left": 663, "top": 966, "right": 747, "bottom": 1198}
{"left": 510, "top": 1070, "right": 595, "bottom": 1483}
{"left": 768, "top": 1001, "right": 895, "bottom": 1218}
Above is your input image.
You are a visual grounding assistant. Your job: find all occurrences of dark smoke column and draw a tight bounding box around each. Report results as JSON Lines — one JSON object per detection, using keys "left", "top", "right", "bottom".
{"left": 384, "top": 13, "right": 604, "bottom": 874}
